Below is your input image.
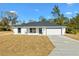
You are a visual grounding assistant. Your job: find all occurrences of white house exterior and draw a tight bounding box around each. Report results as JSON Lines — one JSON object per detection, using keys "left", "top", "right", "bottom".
{"left": 12, "top": 22, "right": 66, "bottom": 35}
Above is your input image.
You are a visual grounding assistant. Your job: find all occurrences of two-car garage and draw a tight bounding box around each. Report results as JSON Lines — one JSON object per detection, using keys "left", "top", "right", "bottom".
{"left": 46, "top": 26, "right": 66, "bottom": 35}
{"left": 46, "top": 28, "right": 62, "bottom": 35}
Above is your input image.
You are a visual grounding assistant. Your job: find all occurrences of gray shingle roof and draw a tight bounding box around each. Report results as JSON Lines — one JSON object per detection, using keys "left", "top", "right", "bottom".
{"left": 13, "top": 22, "right": 59, "bottom": 27}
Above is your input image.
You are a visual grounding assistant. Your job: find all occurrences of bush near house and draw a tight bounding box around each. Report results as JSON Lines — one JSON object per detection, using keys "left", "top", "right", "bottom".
{"left": 0, "top": 26, "right": 11, "bottom": 31}
{"left": 66, "top": 28, "right": 77, "bottom": 34}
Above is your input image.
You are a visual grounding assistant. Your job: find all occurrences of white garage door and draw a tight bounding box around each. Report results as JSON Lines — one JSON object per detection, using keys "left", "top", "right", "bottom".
{"left": 47, "top": 28, "right": 62, "bottom": 35}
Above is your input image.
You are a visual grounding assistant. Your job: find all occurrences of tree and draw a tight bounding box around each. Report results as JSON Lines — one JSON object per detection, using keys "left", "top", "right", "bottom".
{"left": 1, "top": 17, "right": 9, "bottom": 26}
{"left": 48, "top": 18, "right": 54, "bottom": 23}
{"left": 5, "top": 11, "right": 18, "bottom": 25}
{"left": 39, "top": 16, "right": 47, "bottom": 22}
{"left": 0, "top": 17, "right": 10, "bottom": 31}
{"left": 51, "top": 5, "right": 61, "bottom": 25}
{"left": 74, "top": 13, "right": 79, "bottom": 23}
{"left": 28, "top": 19, "right": 36, "bottom": 22}
{"left": 73, "top": 13, "right": 79, "bottom": 29}
{"left": 51, "top": 5, "right": 66, "bottom": 25}
{"left": 66, "top": 17, "right": 77, "bottom": 34}
{"left": 51, "top": 5, "right": 60, "bottom": 18}
{"left": 58, "top": 14, "right": 65, "bottom": 25}
{"left": 64, "top": 17, "right": 69, "bottom": 25}
{"left": 0, "top": 11, "right": 18, "bottom": 31}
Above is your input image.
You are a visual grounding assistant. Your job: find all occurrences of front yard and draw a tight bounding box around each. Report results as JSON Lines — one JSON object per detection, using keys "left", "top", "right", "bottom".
{"left": 0, "top": 32, "right": 54, "bottom": 56}
{"left": 65, "top": 33, "right": 79, "bottom": 40}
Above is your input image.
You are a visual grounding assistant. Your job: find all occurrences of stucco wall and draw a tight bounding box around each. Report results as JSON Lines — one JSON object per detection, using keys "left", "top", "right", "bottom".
{"left": 42, "top": 28, "right": 46, "bottom": 35}
{"left": 62, "top": 27, "right": 66, "bottom": 35}
{"left": 12, "top": 26, "right": 66, "bottom": 35}
{"left": 21, "top": 28, "right": 27, "bottom": 34}
{"left": 13, "top": 27, "right": 27, "bottom": 35}
{"left": 13, "top": 28, "right": 18, "bottom": 34}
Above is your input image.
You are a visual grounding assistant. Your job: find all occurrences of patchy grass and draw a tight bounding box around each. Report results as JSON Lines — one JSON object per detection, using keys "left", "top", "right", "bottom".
{"left": 0, "top": 32, "right": 54, "bottom": 56}
{"left": 65, "top": 33, "right": 79, "bottom": 40}
{"left": 0, "top": 31, "right": 13, "bottom": 36}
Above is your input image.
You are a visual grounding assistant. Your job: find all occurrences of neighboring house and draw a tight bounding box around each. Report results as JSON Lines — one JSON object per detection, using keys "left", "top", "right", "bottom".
{"left": 12, "top": 22, "right": 66, "bottom": 35}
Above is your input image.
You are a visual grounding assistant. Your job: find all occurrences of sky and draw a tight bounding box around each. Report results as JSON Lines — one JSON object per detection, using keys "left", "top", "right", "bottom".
{"left": 0, "top": 3, "right": 79, "bottom": 22}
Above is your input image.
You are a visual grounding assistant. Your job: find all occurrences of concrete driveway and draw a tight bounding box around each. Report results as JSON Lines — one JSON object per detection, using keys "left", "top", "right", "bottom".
{"left": 48, "top": 35, "right": 79, "bottom": 56}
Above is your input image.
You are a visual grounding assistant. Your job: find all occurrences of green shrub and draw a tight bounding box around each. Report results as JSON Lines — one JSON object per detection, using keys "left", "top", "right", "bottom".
{"left": 2, "top": 28, "right": 7, "bottom": 31}
{"left": 71, "top": 29, "right": 77, "bottom": 34}
{"left": 66, "top": 28, "right": 77, "bottom": 34}
{"left": 66, "top": 28, "right": 72, "bottom": 33}
{"left": 0, "top": 28, "right": 11, "bottom": 31}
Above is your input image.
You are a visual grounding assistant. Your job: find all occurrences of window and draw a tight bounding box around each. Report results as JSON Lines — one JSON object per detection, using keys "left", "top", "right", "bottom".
{"left": 30, "top": 28, "right": 36, "bottom": 33}
{"left": 39, "top": 28, "right": 42, "bottom": 34}
{"left": 18, "top": 28, "right": 21, "bottom": 33}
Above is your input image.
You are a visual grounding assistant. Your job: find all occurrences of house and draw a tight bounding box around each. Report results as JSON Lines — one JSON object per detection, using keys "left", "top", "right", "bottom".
{"left": 12, "top": 22, "right": 66, "bottom": 35}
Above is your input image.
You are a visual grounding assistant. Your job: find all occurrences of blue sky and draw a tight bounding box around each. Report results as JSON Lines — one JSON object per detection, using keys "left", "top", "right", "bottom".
{"left": 0, "top": 3, "right": 79, "bottom": 22}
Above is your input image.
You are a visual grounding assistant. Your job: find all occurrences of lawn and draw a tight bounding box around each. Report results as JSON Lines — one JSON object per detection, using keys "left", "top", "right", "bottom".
{"left": 65, "top": 33, "right": 79, "bottom": 40}
{"left": 0, "top": 32, "right": 54, "bottom": 56}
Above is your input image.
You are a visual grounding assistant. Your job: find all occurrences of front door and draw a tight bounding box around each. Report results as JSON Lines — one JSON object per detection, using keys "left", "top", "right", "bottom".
{"left": 39, "top": 28, "right": 42, "bottom": 34}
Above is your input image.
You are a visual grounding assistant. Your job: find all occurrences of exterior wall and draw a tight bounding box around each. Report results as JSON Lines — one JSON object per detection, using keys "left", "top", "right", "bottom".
{"left": 62, "top": 27, "right": 66, "bottom": 35}
{"left": 21, "top": 28, "right": 27, "bottom": 34}
{"left": 12, "top": 26, "right": 66, "bottom": 35}
{"left": 42, "top": 28, "right": 47, "bottom": 35}
{"left": 27, "top": 27, "right": 46, "bottom": 35}
{"left": 12, "top": 27, "right": 27, "bottom": 35}
{"left": 13, "top": 28, "right": 18, "bottom": 34}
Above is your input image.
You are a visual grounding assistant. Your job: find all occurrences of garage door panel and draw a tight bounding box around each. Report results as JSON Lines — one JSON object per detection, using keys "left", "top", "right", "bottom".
{"left": 47, "top": 29, "right": 61, "bottom": 35}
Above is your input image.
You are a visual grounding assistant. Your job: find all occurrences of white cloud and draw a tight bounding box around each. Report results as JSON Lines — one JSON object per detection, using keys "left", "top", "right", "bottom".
{"left": 75, "top": 11, "right": 78, "bottom": 13}
{"left": 9, "top": 11, "right": 16, "bottom": 13}
{"left": 65, "top": 12, "right": 72, "bottom": 15}
{"left": 66, "top": 3, "right": 73, "bottom": 5}
{"left": 66, "top": 3, "right": 73, "bottom": 6}
{"left": 34, "top": 9, "right": 39, "bottom": 12}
